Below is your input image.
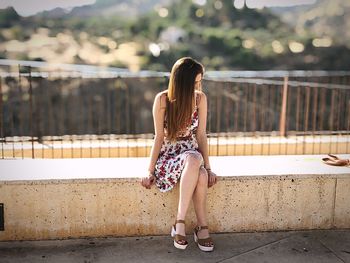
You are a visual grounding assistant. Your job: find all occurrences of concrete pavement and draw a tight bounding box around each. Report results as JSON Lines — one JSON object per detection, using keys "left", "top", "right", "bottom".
{"left": 0, "top": 229, "right": 349, "bottom": 263}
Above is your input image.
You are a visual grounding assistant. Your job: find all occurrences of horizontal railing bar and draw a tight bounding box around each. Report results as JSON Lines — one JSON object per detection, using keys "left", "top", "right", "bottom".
{"left": 205, "top": 77, "right": 350, "bottom": 90}
{"left": 206, "top": 70, "right": 350, "bottom": 78}
{"left": 1, "top": 73, "right": 349, "bottom": 90}
{"left": 1, "top": 71, "right": 350, "bottom": 79}
{"left": 0, "top": 71, "right": 169, "bottom": 79}
{"left": 1, "top": 130, "right": 349, "bottom": 142}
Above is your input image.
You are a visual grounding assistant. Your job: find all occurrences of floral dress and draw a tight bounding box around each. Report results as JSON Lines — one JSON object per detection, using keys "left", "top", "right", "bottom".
{"left": 154, "top": 93, "right": 204, "bottom": 192}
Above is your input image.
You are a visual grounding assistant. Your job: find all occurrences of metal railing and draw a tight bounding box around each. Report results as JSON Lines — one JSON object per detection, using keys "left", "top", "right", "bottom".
{"left": 0, "top": 67, "right": 349, "bottom": 159}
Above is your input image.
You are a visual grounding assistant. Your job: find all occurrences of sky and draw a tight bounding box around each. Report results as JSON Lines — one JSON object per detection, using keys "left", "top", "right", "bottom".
{"left": 0, "top": 0, "right": 317, "bottom": 16}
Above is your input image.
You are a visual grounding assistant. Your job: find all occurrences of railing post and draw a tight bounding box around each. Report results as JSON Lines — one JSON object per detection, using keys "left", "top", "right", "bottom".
{"left": 0, "top": 77, "right": 4, "bottom": 159}
{"left": 29, "top": 67, "right": 34, "bottom": 159}
{"left": 279, "top": 76, "right": 289, "bottom": 137}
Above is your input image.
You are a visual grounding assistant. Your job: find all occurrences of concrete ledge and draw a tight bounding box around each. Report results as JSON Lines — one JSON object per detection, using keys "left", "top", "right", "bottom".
{"left": 0, "top": 155, "right": 349, "bottom": 241}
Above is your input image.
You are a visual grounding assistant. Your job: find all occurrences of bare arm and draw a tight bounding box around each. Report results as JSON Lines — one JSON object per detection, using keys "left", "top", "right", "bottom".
{"left": 141, "top": 92, "right": 166, "bottom": 189}
{"left": 196, "top": 92, "right": 210, "bottom": 169}
{"left": 196, "top": 92, "right": 217, "bottom": 187}
{"left": 148, "top": 93, "right": 166, "bottom": 173}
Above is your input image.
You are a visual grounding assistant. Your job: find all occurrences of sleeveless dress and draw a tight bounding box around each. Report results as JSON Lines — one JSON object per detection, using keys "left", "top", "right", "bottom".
{"left": 154, "top": 93, "right": 204, "bottom": 193}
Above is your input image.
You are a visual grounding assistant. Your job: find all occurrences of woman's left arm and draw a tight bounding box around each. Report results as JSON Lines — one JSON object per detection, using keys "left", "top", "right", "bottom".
{"left": 195, "top": 92, "right": 217, "bottom": 187}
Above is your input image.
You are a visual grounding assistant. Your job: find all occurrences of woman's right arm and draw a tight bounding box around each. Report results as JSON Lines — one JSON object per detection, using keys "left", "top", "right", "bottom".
{"left": 148, "top": 93, "right": 166, "bottom": 173}
{"left": 141, "top": 93, "right": 165, "bottom": 189}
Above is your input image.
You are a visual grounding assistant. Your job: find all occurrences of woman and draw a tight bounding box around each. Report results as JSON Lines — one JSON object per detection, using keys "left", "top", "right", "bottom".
{"left": 141, "top": 57, "right": 217, "bottom": 252}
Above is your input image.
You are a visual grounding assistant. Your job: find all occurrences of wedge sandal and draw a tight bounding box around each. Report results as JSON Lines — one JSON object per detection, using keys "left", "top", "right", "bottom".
{"left": 193, "top": 226, "right": 214, "bottom": 252}
{"left": 170, "top": 220, "right": 188, "bottom": 250}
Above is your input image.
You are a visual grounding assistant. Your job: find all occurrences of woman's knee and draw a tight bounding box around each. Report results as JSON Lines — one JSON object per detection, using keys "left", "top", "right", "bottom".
{"left": 185, "top": 152, "right": 202, "bottom": 167}
{"left": 197, "top": 167, "right": 208, "bottom": 187}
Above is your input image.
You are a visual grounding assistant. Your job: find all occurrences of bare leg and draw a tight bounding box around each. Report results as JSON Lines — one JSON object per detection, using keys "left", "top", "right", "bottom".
{"left": 193, "top": 167, "right": 208, "bottom": 226}
{"left": 192, "top": 166, "right": 212, "bottom": 245}
{"left": 175, "top": 153, "right": 202, "bottom": 236}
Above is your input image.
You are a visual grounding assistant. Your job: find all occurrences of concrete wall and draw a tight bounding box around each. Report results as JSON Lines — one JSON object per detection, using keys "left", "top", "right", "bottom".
{"left": 1, "top": 174, "right": 349, "bottom": 241}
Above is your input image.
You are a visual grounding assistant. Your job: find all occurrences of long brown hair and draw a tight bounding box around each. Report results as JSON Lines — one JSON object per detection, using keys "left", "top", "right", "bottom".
{"left": 166, "top": 57, "right": 204, "bottom": 142}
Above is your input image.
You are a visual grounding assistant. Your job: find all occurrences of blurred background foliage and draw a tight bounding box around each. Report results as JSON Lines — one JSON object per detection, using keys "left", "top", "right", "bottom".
{"left": 0, "top": 0, "right": 349, "bottom": 71}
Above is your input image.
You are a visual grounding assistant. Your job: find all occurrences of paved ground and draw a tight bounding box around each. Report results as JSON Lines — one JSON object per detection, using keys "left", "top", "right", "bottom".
{"left": 0, "top": 229, "right": 349, "bottom": 263}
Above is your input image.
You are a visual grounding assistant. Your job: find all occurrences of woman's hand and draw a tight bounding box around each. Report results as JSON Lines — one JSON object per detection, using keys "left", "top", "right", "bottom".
{"left": 207, "top": 170, "right": 217, "bottom": 188}
{"left": 141, "top": 173, "right": 156, "bottom": 189}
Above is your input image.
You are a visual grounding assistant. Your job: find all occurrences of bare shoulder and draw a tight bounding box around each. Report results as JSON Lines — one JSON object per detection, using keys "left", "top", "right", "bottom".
{"left": 195, "top": 90, "right": 206, "bottom": 98}
{"left": 155, "top": 90, "right": 168, "bottom": 109}
{"left": 195, "top": 90, "right": 207, "bottom": 106}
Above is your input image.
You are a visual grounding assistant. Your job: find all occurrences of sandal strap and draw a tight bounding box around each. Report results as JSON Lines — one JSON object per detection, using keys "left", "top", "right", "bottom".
{"left": 328, "top": 154, "right": 340, "bottom": 160}
{"left": 173, "top": 220, "right": 186, "bottom": 232}
{"left": 174, "top": 234, "right": 188, "bottom": 244}
{"left": 174, "top": 234, "right": 187, "bottom": 241}
{"left": 197, "top": 237, "right": 213, "bottom": 247}
{"left": 194, "top": 226, "right": 214, "bottom": 247}
{"left": 195, "top": 225, "right": 208, "bottom": 231}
